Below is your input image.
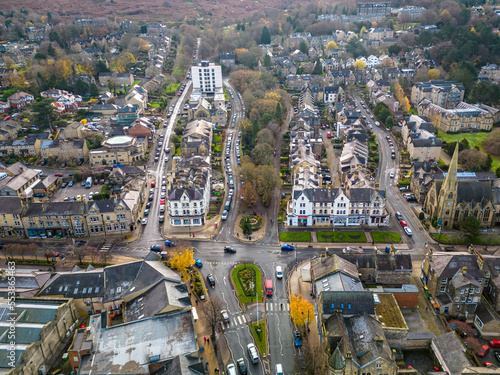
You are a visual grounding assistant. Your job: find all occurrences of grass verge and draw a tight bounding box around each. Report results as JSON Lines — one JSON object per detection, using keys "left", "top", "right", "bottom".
{"left": 431, "top": 233, "right": 500, "bottom": 245}
{"left": 250, "top": 319, "right": 267, "bottom": 356}
{"left": 317, "top": 231, "right": 367, "bottom": 242}
{"left": 372, "top": 232, "right": 402, "bottom": 243}
{"left": 279, "top": 232, "right": 311, "bottom": 242}
{"left": 231, "top": 264, "right": 263, "bottom": 304}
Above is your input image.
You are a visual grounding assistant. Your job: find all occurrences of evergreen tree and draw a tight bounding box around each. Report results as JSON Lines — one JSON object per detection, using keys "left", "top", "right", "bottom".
{"left": 275, "top": 102, "right": 283, "bottom": 124}
{"left": 313, "top": 60, "right": 323, "bottom": 75}
{"left": 47, "top": 43, "right": 56, "bottom": 57}
{"left": 32, "top": 99, "right": 56, "bottom": 131}
{"left": 263, "top": 54, "right": 271, "bottom": 67}
{"left": 89, "top": 83, "right": 99, "bottom": 97}
{"left": 299, "top": 40, "right": 308, "bottom": 54}
{"left": 261, "top": 26, "right": 271, "bottom": 45}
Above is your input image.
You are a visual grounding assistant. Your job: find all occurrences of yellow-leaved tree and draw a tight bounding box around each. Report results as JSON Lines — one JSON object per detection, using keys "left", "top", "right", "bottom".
{"left": 169, "top": 246, "right": 195, "bottom": 280}
{"left": 290, "top": 294, "right": 314, "bottom": 327}
{"left": 394, "top": 82, "right": 411, "bottom": 112}
{"left": 325, "top": 41, "right": 338, "bottom": 50}
{"left": 353, "top": 60, "right": 367, "bottom": 71}
{"left": 427, "top": 68, "right": 441, "bottom": 80}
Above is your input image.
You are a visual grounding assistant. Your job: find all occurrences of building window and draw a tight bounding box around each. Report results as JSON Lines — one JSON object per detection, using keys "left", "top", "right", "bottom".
{"left": 440, "top": 287, "right": 446, "bottom": 292}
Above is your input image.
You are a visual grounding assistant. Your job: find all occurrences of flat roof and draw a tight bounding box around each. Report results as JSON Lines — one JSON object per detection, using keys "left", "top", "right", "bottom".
{"left": 374, "top": 293, "right": 408, "bottom": 329}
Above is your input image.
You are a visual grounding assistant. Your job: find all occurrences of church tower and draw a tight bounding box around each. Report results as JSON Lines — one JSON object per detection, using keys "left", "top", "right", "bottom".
{"left": 435, "top": 141, "right": 459, "bottom": 228}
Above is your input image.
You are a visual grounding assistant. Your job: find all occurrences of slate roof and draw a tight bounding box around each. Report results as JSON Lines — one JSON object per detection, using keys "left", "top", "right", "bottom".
{"left": 86, "top": 199, "right": 117, "bottom": 213}
{"left": 312, "top": 254, "right": 359, "bottom": 280}
{"left": 411, "top": 137, "right": 442, "bottom": 148}
{"left": 376, "top": 254, "right": 412, "bottom": 271}
{"left": 25, "top": 201, "right": 85, "bottom": 216}
{"left": 349, "top": 188, "right": 386, "bottom": 203}
{"left": 456, "top": 181, "right": 492, "bottom": 203}
{"left": 168, "top": 188, "right": 204, "bottom": 201}
{"left": 321, "top": 291, "right": 375, "bottom": 316}
{"left": 432, "top": 332, "right": 470, "bottom": 375}
{"left": 0, "top": 196, "right": 23, "bottom": 214}
{"left": 293, "top": 188, "right": 337, "bottom": 203}
{"left": 429, "top": 254, "right": 484, "bottom": 279}
{"left": 38, "top": 271, "right": 105, "bottom": 298}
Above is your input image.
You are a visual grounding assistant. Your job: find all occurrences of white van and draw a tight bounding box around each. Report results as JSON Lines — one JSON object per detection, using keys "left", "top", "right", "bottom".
{"left": 276, "top": 266, "right": 283, "bottom": 279}
{"left": 275, "top": 364, "right": 284, "bottom": 375}
{"left": 247, "top": 343, "right": 259, "bottom": 364}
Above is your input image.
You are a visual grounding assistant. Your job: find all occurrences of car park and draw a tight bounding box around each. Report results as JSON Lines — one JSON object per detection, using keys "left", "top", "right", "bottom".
{"left": 281, "top": 244, "right": 294, "bottom": 251}
{"left": 195, "top": 259, "right": 203, "bottom": 268}
{"left": 224, "top": 246, "right": 236, "bottom": 253}
{"left": 206, "top": 274, "right": 215, "bottom": 287}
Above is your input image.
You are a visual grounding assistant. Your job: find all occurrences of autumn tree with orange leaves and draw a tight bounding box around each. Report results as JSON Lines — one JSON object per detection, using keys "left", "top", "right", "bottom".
{"left": 290, "top": 294, "right": 314, "bottom": 327}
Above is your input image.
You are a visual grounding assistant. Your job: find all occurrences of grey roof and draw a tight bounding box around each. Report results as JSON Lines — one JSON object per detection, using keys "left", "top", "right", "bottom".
{"left": 376, "top": 254, "right": 412, "bottom": 271}
{"left": 38, "top": 271, "right": 105, "bottom": 298}
{"left": 431, "top": 332, "right": 470, "bottom": 375}
{"left": 349, "top": 188, "right": 386, "bottom": 203}
{"left": 79, "top": 310, "right": 199, "bottom": 375}
{"left": 321, "top": 291, "right": 375, "bottom": 316}
{"left": 25, "top": 201, "right": 85, "bottom": 216}
{"left": 293, "top": 188, "right": 344, "bottom": 203}
{"left": 87, "top": 199, "right": 117, "bottom": 213}
{"left": 345, "top": 313, "right": 394, "bottom": 368}
{"left": 411, "top": 137, "right": 442, "bottom": 148}
{"left": 456, "top": 181, "right": 492, "bottom": 203}
{"left": 103, "top": 261, "right": 143, "bottom": 302}
{"left": 429, "top": 254, "right": 484, "bottom": 279}
{"left": 0, "top": 196, "right": 23, "bottom": 214}
{"left": 168, "top": 188, "right": 204, "bottom": 201}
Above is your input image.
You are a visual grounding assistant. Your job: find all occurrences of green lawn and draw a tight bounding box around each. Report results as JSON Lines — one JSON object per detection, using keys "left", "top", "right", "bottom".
{"left": 372, "top": 232, "right": 402, "bottom": 243}
{"left": 165, "top": 82, "right": 181, "bottom": 94}
{"left": 231, "top": 264, "right": 263, "bottom": 304}
{"left": 214, "top": 134, "right": 222, "bottom": 143}
{"left": 250, "top": 320, "right": 267, "bottom": 356}
{"left": 437, "top": 131, "right": 500, "bottom": 172}
{"left": 279, "top": 232, "right": 311, "bottom": 242}
{"left": 150, "top": 103, "right": 160, "bottom": 108}
{"left": 431, "top": 233, "right": 500, "bottom": 245}
{"left": 132, "top": 80, "right": 140, "bottom": 86}
{"left": 317, "top": 231, "right": 367, "bottom": 242}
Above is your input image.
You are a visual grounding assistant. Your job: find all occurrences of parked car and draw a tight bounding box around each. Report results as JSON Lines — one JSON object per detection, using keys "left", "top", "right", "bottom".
{"left": 224, "top": 246, "right": 236, "bottom": 253}
{"left": 400, "top": 220, "right": 407, "bottom": 227}
{"left": 61, "top": 182, "right": 67, "bottom": 188}
{"left": 490, "top": 339, "right": 500, "bottom": 348}
{"left": 141, "top": 218, "right": 148, "bottom": 225}
{"left": 144, "top": 209, "right": 150, "bottom": 216}
{"left": 54, "top": 173, "right": 63, "bottom": 177}
{"left": 159, "top": 215, "right": 165, "bottom": 222}
{"left": 395, "top": 212, "right": 403, "bottom": 221}
{"left": 150, "top": 245, "right": 163, "bottom": 252}
{"left": 494, "top": 351, "right": 500, "bottom": 363}
{"left": 404, "top": 227, "right": 413, "bottom": 236}
{"left": 165, "top": 240, "right": 176, "bottom": 247}
{"left": 389, "top": 172, "right": 395, "bottom": 179}
{"left": 236, "top": 358, "right": 247, "bottom": 375}
{"left": 342, "top": 246, "right": 364, "bottom": 254}
{"left": 194, "top": 259, "right": 203, "bottom": 268}
{"left": 478, "top": 344, "right": 490, "bottom": 357}
{"left": 281, "top": 244, "right": 294, "bottom": 251}
{"left": 68, "top": 181, "right": 74, "bottom": 187}
{"left": 226, "top": 364, "right": 237, "bottom": 375}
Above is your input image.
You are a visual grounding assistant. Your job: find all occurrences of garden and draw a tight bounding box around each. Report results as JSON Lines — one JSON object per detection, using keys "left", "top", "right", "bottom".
{"left": 317, "top": 231, "right": 367, "bottom": 242}
{"left": 372, "top": 232, "right": 402, "bottom": 243}
{"left": 231, "top": 264, "right": 263, "bottom": 304}
{"left": 250, "top": 319, "right": 267, "bottom": 356}
{"left": 279, "top": 232, "right": 311, "bottom": 242}
{"left": 239, "top": 215, "right": 263, "bottom": 236}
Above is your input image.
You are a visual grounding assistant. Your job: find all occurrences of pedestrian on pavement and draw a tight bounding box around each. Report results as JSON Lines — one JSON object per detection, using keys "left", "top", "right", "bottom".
{"left": 196, "top": 300, "right": 198, "bottom": 305}
{"left": 204, "top": 337, "right": 207, "bottom": 343}
{"left": 207, "top": 337, "right": 210, "bottom": 344}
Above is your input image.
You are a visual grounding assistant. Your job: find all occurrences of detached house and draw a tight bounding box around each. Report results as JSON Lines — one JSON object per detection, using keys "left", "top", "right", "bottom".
{"left": 167, "top": 188, "right": 208, "bottom": 227}
{"left": 7, "top": 91, "right": 34, "bottom": 108}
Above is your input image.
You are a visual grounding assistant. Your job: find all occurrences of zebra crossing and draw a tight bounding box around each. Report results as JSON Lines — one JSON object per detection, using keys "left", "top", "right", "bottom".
{"left": 266, "top": 302, "right": 290, "bottom": 312}
{"left": 221, "top": 313, "right": 246, "bottom": 330}
{"left": 99, "top": 244, "right": 113, "bottom": 252}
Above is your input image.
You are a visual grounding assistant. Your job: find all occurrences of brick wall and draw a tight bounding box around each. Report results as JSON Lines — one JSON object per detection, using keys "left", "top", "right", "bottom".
{"left": 392, "top": 292, "right": 419, "bottom": 308}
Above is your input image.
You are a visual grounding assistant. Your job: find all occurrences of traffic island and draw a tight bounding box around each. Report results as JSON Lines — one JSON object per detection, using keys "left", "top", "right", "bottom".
{"left": 231, "top": 264, "right": 264, "bottom": 305}
{"left": 250, "top": 319, "right": 267, "bottom": 357}
{"left": 233, "top": 214, "right": 267, "bottom": 243}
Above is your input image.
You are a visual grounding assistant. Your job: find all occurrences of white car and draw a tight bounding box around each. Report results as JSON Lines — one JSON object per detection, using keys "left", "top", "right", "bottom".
{"left": 389, "top": 172, "right": 395, "bottom": 179}
{"left": 221, "top": 210, "right": 228, "bottom": 220}
{"left": 160, "top": 192, "right": 166, "bottom": 199}
{"left": 404, "top": 226, "right": 413, "bottom": 236}
{"left": 221, "top": 310, "right": 230, "bottom": 322}
{"left": 141, "top": 218, "right": 148, "bottom": 225}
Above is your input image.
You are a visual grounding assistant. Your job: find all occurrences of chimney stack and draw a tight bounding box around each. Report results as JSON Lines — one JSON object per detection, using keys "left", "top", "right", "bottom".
{"left": 462, "top": 267, "right": 467, "bottom": 276}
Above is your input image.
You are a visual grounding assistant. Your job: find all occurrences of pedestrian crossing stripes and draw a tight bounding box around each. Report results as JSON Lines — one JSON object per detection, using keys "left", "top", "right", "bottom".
{"left": 221, "top": 314, "right": 246, "bottom": 330}
{"left": 99, "top": 244, "right": 113, "bottom": 252}
{"left": 266, "top": 302, "right": 290, "bottom": 312}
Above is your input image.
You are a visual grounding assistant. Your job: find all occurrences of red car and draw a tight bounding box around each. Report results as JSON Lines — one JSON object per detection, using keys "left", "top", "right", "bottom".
{"left": 400, "top": 220, "right": 407, "bottom": 227}
{"left": 160, "top": 198, "right": 165, "bottom": 205}
{"left": 478, "top": 344, "right": 490, "bottom": 357}
{"left": 54, "top": 173, "right": 63, "bottom": 177}
{"left": 485, "top": 361, "right": 493, "bottom": 367}
{"left": 489, "top": 339, "right": 500, "bottom": 347}
{"left": 326, "top": 131, "right": 331, "bottom": 138}
{"left": 151, "top": 181, "right": 156, "bottom": 188}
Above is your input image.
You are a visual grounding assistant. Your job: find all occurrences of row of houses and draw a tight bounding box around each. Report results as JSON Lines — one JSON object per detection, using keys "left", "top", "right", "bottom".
{"left": 0, "top": 192, "right": 141, "bottom": 239}
{"left": 167, "top": 119, "right": 214, "bottom": 227}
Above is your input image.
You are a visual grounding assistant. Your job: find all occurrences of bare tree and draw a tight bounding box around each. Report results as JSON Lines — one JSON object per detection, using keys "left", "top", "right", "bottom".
{"left": 200, "top": 295, "right": 225, "bottom": 340}
{"left": 397, "top": 12, "right": 412, "bottom": 30}
{"left": 295, "top": 335, "right": 328, "bottom": 375}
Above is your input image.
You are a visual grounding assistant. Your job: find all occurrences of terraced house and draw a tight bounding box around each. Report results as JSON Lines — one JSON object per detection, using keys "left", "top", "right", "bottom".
{"left": 22, "top": 201, "right": 86, "bottom": 238}
{"left": 0, "top": 196, "right": 25, "bottom": 237}
{"left": 85, "top": 196, "right": 138, "bottom": 236}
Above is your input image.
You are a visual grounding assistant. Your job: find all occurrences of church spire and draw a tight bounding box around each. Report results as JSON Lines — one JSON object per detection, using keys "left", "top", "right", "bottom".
{"left": 442, "top": 141, "right": 459, "bottom": 192}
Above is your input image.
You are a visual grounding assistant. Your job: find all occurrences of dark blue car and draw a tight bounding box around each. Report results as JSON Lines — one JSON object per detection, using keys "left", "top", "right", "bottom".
{"left": 195, "top": 259, "right": 203, "bottom": 268}
{"left": 281, "top": 244, "right": 294, "bottom": 251}
{"left": 165, "top": 240, "right": 176, "bottom": 247}
{"left": 150, "top": 245, "right": 163, "bottom": 252}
